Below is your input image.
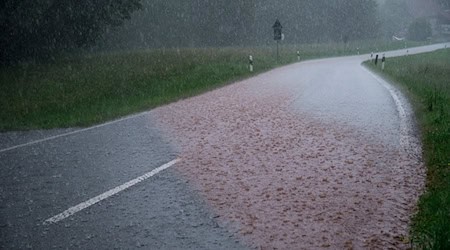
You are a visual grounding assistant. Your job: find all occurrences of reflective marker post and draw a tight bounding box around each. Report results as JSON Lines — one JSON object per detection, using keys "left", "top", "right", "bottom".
{"left": 277, "top": 40, "right": 279, "bottom": 62}
{"left": 297, "top": 50, "right": 300, "bottom": 61}
{"left": 381, "top": 54, "right": 386, "bottom": 71}
{"left": 249, "top": 55, "right": 254, "bottom": 72}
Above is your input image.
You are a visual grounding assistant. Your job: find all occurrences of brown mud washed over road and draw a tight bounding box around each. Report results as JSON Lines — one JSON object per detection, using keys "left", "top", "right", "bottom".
{"left": 153, "top": 66, "right": 425, "bottom": 249}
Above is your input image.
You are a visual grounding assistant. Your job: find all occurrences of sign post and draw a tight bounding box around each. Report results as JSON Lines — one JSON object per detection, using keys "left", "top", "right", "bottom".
{"left": 272, "top": 19, "right": 283, "bottom": 63}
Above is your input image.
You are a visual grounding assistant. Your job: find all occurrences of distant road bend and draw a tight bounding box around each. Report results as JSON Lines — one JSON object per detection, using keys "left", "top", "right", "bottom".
{"left": 1, "top": 43, "right": 448, "bottom": 249}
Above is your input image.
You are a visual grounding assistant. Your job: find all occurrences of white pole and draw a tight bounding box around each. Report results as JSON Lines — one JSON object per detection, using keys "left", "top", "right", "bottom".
{"left": 276, "top": 41, "right": 279, "bottom": 63}
{"left": 249, "top": 55, "right": 253, "bottom": 72}
{"left": 297, "top": 51, "right": 300, "bottom": 61}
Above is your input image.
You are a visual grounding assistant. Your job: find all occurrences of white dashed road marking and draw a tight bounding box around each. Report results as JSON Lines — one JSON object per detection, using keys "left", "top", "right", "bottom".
{"left": 43, "top": 159, "right": 180, "bottom": 225}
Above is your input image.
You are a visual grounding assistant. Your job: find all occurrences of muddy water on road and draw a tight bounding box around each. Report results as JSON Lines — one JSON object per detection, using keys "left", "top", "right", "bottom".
{"left": 154, "top": 63, "right": 425, "bottom": 249}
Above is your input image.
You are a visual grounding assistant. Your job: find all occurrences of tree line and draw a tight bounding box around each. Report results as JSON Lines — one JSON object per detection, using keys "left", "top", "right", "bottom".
{"left": 103, "top": 0, "right": 381, "bottom": 50}
{"left": 0, "top": 0, "right": 403, "bottom": 65}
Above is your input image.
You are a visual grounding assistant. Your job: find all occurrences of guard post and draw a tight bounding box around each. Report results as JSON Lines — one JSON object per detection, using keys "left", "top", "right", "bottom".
{"left": 297, "top": 50, "right": 300, "bottom": 61}
{"left": 381, "top": 54, "right": 386, "bottom": 70}
{"left": 273, "top": 19, "right": 283, "bottom": 63}
{"left": 249, "top": 55, "right": 254, "bottom": 72}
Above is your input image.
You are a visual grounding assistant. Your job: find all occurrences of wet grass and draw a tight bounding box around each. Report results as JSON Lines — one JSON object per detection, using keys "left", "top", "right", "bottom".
{"left": 0, "top": 40, "right": 425, "bottom": 130}
{"left": 364, "top": 49, "right": 450, "bottom": 249}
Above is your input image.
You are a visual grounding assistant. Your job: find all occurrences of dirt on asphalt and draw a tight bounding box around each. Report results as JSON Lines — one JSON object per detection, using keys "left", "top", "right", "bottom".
{"left": 153, "top": 66, "right": 425, "bottom": 249}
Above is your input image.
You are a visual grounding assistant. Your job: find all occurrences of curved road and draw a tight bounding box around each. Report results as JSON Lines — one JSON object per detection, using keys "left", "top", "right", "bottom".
{"left": 1, "top": 43, "right": 448, "bottom": 249}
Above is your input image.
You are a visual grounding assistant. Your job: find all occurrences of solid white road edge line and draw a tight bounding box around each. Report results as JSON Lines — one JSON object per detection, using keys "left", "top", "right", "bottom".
{"left": 43, "top": 158, "right": 180, "bottom": 225}
{"left": 362, "top": 66, "right": 422, "bottom": 159}
{"left": 0, "top": 111, "right": 151, "bottom": 154}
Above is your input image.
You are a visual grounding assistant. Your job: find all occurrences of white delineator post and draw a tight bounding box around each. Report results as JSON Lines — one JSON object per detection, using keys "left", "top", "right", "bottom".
{"left": 249, "top": 55, "right": 253, "bottom": 72}
{"left": 297, "top": 50, "right": 300, "bottom": 61}
{"left": 382, "top": 53, "right": 386, "bottom": 71}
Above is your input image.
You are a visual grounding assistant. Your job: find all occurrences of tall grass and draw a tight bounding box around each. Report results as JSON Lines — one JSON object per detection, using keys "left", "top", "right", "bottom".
{"left": 364, "top": 49, "right": 450, "bottom": 249}
{"left": 0, "top": 40, "right": 425, "bottom": 130}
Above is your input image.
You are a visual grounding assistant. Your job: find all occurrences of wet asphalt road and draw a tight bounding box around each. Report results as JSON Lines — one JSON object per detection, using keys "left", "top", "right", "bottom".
{"left": 0, "top": 115, "right": 244, "bottom": 249}
{"left": 1, "top": 43, "right": 448, "bottom": 249}
{"left": 286, "top": 44, "right": 450, "bottom": 151}
{"left": 288, "top": 56, "right": 403, "bottom": 148}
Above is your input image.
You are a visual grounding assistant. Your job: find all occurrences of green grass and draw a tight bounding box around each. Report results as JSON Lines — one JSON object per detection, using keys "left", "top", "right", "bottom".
{"left": 364, "top": 49, "right": 450, "bottom": 249}
{"left": 0, "top": 40, "right": 425, "bottom": 130}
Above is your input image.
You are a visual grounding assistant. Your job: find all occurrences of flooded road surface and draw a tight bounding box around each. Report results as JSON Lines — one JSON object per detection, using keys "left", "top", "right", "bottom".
{"left": 153, "top": 44, "right": 448, "bottom": 249}
{"left": 1, "top": 44, "right": 447, "bottom": 249}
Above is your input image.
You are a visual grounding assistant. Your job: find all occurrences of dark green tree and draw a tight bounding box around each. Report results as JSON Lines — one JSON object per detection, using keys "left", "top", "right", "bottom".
{"left": 408, "top": 18, "right": 432, "bottom": 41}
{"left": 328, "top": 0, "right": 380, "bottom": 43}
{"left": 378, "top": 0, "right": 412, "bottom": 38}
{"left": 103, "top": 0, "right": 257, "bottom": 48}
{"left": 436, "top": 0, "right": 450, "bottom": 9}
{"left": 0, "top": 0, "right": 141, "bottom": 65}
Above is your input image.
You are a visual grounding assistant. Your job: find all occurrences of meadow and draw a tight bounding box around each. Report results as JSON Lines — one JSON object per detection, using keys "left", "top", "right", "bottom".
{"left": 0, "top": 40, "right": 423, "bottom": 130}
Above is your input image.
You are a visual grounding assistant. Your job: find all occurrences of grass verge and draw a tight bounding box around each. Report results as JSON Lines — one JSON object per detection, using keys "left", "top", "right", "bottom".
{"left": 364, "top": 49, "right": 449, "bottom": 249}
{"left": 0, "top": 40, "right": 425, "bottom": 130}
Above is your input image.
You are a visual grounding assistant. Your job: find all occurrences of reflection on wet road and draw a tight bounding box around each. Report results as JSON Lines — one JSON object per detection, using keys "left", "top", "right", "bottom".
{"left": 153, "top": 44, "right": 447, "bottom": 249}
{"left": 0, "top": 116, "right": 244, "bottom": 249}
{"left": 1, "top": 43, "right": 448, "bottom": 249}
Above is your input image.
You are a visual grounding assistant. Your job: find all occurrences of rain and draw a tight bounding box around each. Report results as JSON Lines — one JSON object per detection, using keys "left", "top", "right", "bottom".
{"left": 2, "top": 0, "right": 448, "bottom": 61}
{"left": 1, "top": 0, "right": 450, "bottom": 249}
